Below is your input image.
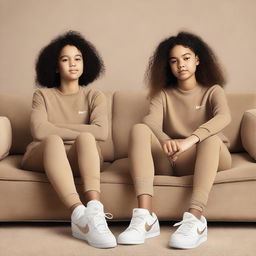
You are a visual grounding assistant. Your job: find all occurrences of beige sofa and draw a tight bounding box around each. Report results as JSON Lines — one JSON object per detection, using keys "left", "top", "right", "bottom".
{"left": 0, "top": 91, "right": 255, "bottom": 222}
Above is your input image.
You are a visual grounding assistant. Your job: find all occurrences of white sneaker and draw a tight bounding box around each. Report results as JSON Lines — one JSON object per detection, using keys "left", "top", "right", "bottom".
{"left": 117, "top": 208, "right": 160, "bottom": 244}
{"left": 169, "top": 212, "right": 207, "bottom": 249}
{"left": 71, "top": 201, "right": 117, "bottom": 248}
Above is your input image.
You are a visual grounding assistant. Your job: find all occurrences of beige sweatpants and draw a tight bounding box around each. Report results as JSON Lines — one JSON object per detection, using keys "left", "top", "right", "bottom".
{"left": 21, "top": 133, "right": 102, "bottom": 209}
{"left": 129, "top": 124, "right": 232, "bottom": 212}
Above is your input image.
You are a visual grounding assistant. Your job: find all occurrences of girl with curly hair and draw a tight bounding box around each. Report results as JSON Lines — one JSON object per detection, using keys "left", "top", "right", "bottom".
{"left": 21, "top": 31, "right": 116, "bottom": 248}
{"left": 118, "top": 31, "right": 231, "bottom": 249}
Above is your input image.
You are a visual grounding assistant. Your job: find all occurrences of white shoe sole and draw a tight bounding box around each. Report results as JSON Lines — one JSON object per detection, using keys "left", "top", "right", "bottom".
{"left": 72, "top": 223, "right": 117, "bottom": 249}
{"left": 118, "top": 230, "right": 160, "bottom": 245}
{"left": 72, "top": 231, "right": 117, "bottom": 248}
{"left": 170, "top": 235, "right": 207, "bottom": 249}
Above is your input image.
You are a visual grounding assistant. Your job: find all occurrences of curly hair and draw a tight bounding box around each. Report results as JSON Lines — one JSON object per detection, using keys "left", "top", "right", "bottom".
{"left": 35, "top": 31, "right": 104, "bottom": 87}
{"left": 146, "top": 31, "right": 226, "bottom": 98}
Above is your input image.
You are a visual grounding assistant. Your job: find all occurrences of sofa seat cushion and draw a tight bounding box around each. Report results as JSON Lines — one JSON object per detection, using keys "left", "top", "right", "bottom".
{"left": 0, "top": 154, "right": 255, "bottom": 187}
{"left": 100, "top": 153, "right": 256, "bottom": 186}
{"left": 0, "top": 155, "right": 111, "bottom": 183}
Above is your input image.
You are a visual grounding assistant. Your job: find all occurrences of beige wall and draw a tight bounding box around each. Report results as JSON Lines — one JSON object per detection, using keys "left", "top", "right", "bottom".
{"left": 0, "top": 0, "right": 255, "bottom": 94}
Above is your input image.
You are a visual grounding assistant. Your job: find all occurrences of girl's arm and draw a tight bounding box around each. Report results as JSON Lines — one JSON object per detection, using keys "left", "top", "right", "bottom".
{"left": 191, "top": 85, "right": 231, "bottom": 142}
{"left": 56, "top": 91, "right": 108, "bottom": 141}
{"left": 168, "top": 86, "right": 231, "bottom": 161}
{"left": 143, "top": 91, "right": 171, "bottom": 142}
{"left": 30, "top": 90, "right": 80, "bottom": 141}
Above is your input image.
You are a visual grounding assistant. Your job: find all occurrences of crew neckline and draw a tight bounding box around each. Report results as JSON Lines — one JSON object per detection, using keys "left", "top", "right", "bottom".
{"left": 54, "top": 86, "right": 82, "bottom": 96}
{"left": 176, "top": 84, "right": 202, "bottom": 95}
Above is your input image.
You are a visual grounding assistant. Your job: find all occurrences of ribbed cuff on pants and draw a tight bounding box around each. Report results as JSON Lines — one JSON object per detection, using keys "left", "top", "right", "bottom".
{"left": 62, "top": 193, "right": 81, "bottom": 209}
{"left": 134, "top": 177, "right": 154, "bottom": 197}
{"left": 190, "top": 189, "right": 208, "bottom": 212}
{"left": 83, "top": 176, "right": 101, "bottom": 194}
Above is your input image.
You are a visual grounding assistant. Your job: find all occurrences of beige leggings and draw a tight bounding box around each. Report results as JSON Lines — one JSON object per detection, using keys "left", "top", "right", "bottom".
{"left": 129, "top": 124, "right": 232, "bottom": 212}
{"left": 21, "top": 133, "right": 102, "bottom": 209}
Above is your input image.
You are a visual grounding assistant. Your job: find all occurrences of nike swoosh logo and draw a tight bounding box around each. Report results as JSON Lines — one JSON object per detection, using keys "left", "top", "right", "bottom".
{"left": 197, "top": 227, "right": 206, "bottom": 235}
{"left": 145, "top": 219, "right": 157, "bottom": 232}
{"left": 75, "top": 224, "right": 90, "bottom": 234}
{"left": 195, "top": 105, "right": 205, "bottom": 110}
{"left": 78, "top": 110, "right": 87, "bottom": 114}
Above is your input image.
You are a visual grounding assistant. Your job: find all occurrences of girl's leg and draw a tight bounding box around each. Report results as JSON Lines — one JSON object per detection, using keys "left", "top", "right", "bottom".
{"left": 21, "top": 135, "right": 82, "bottom": 211}
{"left": 118, "top": 124, "right": 172, "bottom": 245}
{"left": 190, "top": 135, "right": 232, "bottom": 214}
{"left": 67, "top": 132, "right": 117, "bottom": 248}
{"left": 129, "top": 124, "right": 174, "bottom": 212}
{"left": 173, "top": 135, "right": 231, "bottom": 215}
{"left": 67, "top": 132, "right": 102, "bottom": 203}
{"left": 169, "top": 135, "right": 232, "bottom": 249}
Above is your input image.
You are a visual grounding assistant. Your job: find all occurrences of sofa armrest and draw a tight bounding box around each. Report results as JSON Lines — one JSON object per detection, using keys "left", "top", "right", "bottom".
{"left": 0, "top": 116, "right": 12, "bottom": 160}
{"left": 241, "top": 109, "right": 256, "bottom": 160}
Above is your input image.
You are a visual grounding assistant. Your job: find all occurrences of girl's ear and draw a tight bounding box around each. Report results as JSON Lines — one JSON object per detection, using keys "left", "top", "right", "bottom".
{"left": 196, "top": 55, "right": 200, "bottom": 66}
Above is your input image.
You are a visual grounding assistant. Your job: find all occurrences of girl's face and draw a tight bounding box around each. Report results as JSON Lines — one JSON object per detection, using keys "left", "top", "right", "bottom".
{"left": 169, "top": 45, "right": 199, "bottom": 82}
{"left": 58, "top": 45, "right": 84, "bottom": 83}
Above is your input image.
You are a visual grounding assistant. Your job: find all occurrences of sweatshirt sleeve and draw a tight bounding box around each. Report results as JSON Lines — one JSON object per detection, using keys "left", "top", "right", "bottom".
{"left": 30, "top": 90, "right": 79, "bottom": 141}
{"left": 56, "top": 91, "right": 108, "bottom": 141}
{"left": 191, "top": 85, "right": 231, "bottom": 142}
{"left": 143, "top": 91, "right": 171, "bottom": 142}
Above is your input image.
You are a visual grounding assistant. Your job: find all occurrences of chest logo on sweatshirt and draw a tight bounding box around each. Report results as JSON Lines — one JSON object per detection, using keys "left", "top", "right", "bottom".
{"left": 195, "top": 105, "right": 205, "bottom": 110}
{"left": 78, "top": 110, "right": 87, "bottom": 114}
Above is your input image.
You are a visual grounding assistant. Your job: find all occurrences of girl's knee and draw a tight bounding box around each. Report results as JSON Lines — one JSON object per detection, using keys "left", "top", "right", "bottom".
{"left": 76, "top": 132, "right": 96, "bottom": 143}
{"left": 200, "top": 135, "right": 222, "bottom": 146}
{"left": 131, "top": 123, "right": 151, "bottom": 136}
{"left": 43, "top": 134, "right": 63, "bottom": 145}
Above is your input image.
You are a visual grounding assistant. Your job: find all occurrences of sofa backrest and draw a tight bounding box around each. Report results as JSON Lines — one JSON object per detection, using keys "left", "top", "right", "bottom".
{"left": 0, "top": 92, "right": 115, "bottom": 162}
{"left": 112, "top": 91, "right": 256, "bottom": 159}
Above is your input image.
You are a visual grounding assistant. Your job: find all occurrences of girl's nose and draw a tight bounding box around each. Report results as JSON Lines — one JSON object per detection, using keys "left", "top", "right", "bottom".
{"left": 178, "top": 62, "right": 185, "bottom": 69}
{"left": 70, "top": 61, "right": 76, "bottom": 67}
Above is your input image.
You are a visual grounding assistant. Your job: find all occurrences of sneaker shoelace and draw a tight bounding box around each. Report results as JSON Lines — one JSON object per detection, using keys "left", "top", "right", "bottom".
{"left": 173, "top": 219, "right": 197, "bottom": 236}
{"left": 91, "top": 212, "right": 113, "bottom": 234}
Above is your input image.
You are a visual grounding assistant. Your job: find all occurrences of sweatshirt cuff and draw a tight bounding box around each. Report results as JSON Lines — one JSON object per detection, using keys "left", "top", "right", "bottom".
{"left": 191, "top": 128, "right": 211, "bottom": 142}
{"left": 158, "top": 133, "right": 172, "bottom": 143}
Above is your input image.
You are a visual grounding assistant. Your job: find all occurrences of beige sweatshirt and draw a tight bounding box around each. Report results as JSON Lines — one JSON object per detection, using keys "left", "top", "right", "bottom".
{"left": 30, "top": 86, "right": 108, "bottom": 144}
{"left": 143, "top": 84, "right": 231, "bottom": 146}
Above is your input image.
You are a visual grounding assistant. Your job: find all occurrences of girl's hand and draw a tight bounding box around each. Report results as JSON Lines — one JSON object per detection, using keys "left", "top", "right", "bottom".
{"left": 162, "top": 135, "right": 199, "bottom": 161}
{"left": 161, "top": 139, "right": 181, "bottom": 157}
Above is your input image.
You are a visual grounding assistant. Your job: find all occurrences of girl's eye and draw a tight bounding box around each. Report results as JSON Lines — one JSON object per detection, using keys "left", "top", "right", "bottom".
{"left": 184, "top": 57, "right": 190, "bottom": 61}
{"left": 62, "top": 59, "right": 68, "bottom": 62}
{"left": 170, "top": 60, "right": 176, "bottom": 64}
{"left": 75, "top": 58, "right": 81, "bottom": 61}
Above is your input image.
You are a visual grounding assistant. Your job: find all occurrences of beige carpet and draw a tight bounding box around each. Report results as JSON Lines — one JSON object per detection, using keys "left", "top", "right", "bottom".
{"left": 0, "top": 222, "right": 255, "bottom": 256}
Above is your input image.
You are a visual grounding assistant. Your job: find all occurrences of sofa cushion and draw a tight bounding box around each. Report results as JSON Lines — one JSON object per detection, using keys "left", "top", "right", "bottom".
{"left": 223, "top": 94, "right": 256, "bottom": 152}
{"left": 0, "top": 94, "right": 32, "bottom": 154}
{"left": 112, "top": 91, "right": 149, "bottom": 159}
{"left": 0, "top": 117, "right": 12, "bottom": 160}
{"left": 112, "top": 91, "right": 256, "bottom": 159}
{"left": 100, "top": 153, "right": 256, "bottom": 186}
{"left": 0, "top": 155, "right": 111, "bottom": 183}
{"left": 95, "top": 91, "right": 115, "bottom": 161}
{"left": 1, "top": 154, "right": 255, "bottom": 187}
{"left": 0, "top": 153, "right": 255, "bottom": 221}
{"left": 241, "top": 109, "right": 256, "bottom": 160}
